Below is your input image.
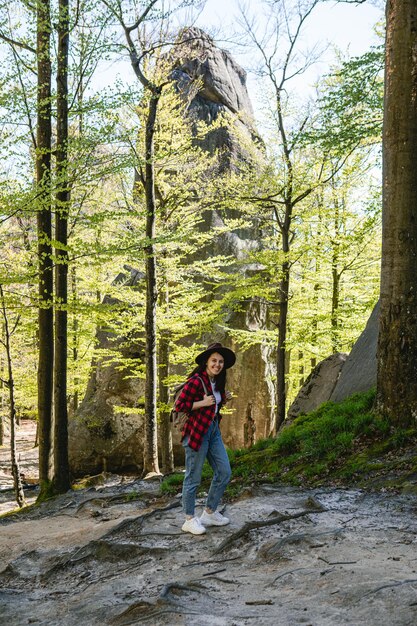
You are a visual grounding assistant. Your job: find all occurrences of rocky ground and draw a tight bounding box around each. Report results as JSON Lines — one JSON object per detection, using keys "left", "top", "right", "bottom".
{"left": 1, "top": 424, "right": 417, "bottom": 625}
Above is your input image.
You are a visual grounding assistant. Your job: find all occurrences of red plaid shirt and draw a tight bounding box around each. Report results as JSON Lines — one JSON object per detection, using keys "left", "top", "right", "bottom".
{"left": 174, "top": 370, "right": 226, "bottom": 451}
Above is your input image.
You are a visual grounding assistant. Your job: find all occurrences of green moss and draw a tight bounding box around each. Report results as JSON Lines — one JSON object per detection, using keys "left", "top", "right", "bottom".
{"left": 227, "top": 389, "right": 417, "bottom": 493}
{"left": 160, "top": 472, "right": 184, "bottom": 495}
{"left": 36, "top": 479, "right": 56, "bottom": 503}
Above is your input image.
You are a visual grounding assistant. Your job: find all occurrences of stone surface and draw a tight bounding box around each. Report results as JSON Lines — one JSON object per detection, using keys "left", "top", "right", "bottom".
{"left": 214, "top": 304, "right": 275, "bottom": 447}
{"left": 287, "top": 353, "right": 348, "bottom": 422}
{"left": 2, "top": 481, "right": 417, "bottom": 626}
{"left": 69, "top": 267, "right": 146, "bottom": 476}
{"left": 171, "top": 28, "right": 275, "bottom": 444}
{"left": 330, "top": 301, "right": 379, "bottom": 403}
{"left": 172, "top": 27, "right": 261, "bottom": 167}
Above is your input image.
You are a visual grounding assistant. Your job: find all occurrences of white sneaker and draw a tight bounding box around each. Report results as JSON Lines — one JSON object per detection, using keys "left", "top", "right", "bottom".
{"left": 200, "top": 509, "right": 230, "bottom": 526}
{"left": 182, "top": 517, "right": 207, "bottom": 535}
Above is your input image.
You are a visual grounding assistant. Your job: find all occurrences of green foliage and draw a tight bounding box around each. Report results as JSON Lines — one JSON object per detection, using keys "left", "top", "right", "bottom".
{"left": 0, "top": 0, "right": 384, "bottom": 461}
{"left": 160, "top": 472, "right": 185, "bottom": 495}
{"left": 308, "top": 46, "right": 384, "bottom": 153}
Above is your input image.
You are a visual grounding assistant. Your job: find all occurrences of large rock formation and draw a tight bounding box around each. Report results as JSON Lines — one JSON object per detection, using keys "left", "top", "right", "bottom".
{"left": 69, "top": 31, "right": 274, "bottom": 475}
{"left": 286, "top": 302, "right": 379, "bottom": 423}
{"left": 69, "top": 267, "right": 146, "bottom": 475}
{"left": 330, "top": 302, "right": 379, "bottom": 402}
{"left": 172, "top": 27, "right": 261, "bottom": 166}
{"left": 286, "top": 353, "right": 348, "bottom": 422}
{"left": 171, "top": 29, "right": 275, "bottom": 446}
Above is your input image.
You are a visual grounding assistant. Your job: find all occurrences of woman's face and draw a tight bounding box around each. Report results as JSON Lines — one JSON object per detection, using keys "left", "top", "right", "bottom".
{"left": 206, "top": 352, "right": 224, "bottom": 378}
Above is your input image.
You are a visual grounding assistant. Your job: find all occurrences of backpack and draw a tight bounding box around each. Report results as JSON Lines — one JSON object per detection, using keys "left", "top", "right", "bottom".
{"left": 170, "top": 375, "right": 208, "bottom": 430}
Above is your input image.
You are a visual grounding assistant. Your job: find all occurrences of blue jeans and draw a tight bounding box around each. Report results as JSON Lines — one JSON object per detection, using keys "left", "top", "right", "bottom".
{"left": 182, "top": 419, "right": 232, "bottom": 516}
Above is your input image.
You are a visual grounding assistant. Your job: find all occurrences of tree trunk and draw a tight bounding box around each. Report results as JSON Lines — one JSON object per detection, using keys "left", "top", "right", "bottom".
{"left": 311, "top": 197, "right": 323, "bottom": 370}
{"left": 331, "top": 196, "right": 341, "bottom": 353}
{"left": 275, "top": 226, "right": 290, "bottom": 433}
{"left": 53, "top": 0, "right": 70, "bottom": 494}
{"left": 0, "top": 357, "right": 4, "bottom": 446}
{"left": 36, "top": 0, "right": 53, "bottom": 494}
{"left": 0, "top": 285, "right": 25, "bottom": 508}
{"left": 298, "top": 350, "right": 304, "bottom": 387}
{"left": 331, "top": 265, "right": 340, "bottom": 353}
{"left": 143, "top": 91, "right": 161, "bottom": 475}
{"left": 71, "top": 265, "right": 79, "bottom": 412}
{"left": 158, "top": 329, "right": 174, "bottom": 474}
{"left": 376, "top": 0, "right": 417, "bottom": 427}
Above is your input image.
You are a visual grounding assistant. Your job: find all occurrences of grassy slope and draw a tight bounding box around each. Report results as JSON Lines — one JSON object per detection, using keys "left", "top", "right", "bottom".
{"left": 162, "top": 389, "right": 417, "bottom": 498}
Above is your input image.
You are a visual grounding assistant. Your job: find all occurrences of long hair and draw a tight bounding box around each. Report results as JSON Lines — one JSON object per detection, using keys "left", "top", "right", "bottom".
{"left": 188, "top": 362, "right": 227, "bottom": 394}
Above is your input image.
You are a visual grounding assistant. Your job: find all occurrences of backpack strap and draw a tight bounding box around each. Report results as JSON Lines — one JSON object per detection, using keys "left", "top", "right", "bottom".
{"left": 197, "top": 374, "right": 209, "bottom": 396}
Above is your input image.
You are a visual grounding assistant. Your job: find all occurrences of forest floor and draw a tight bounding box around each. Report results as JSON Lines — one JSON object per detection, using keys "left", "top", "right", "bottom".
{"left": 0, "top": 419, "right": 39, "bottom": 514}
{"left": 1, "top": 423, "right": 417, "bottom": 625}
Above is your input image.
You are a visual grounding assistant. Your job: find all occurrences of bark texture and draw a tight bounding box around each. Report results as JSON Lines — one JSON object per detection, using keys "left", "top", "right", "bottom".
{"left": 143, "top": 91, "right": 161, "bottom": 475}
{"left": 36, "top": 0, "right": 53, "bottom": 488}
{"left": 377, "top": 0, "right": 417, "bottom": 426}
{"left": 53, "top": 0, "right": 70, "bottom": 493}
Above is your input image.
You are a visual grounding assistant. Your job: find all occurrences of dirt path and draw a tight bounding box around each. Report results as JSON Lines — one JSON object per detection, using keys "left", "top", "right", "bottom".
{"left": 1, "top": 479, "right": 417, "bottom": 625}
{"left": 0, "top": 419, "right": 39, "bottom": 515}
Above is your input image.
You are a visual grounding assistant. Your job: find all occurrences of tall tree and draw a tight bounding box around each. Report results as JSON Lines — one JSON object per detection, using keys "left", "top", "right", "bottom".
{"left": 53, "top": 0, "right": 71, "bottom": 493}
{"left": 102, "top": 0, "right": 165, "bottom": 475}
{"left": 36, "top": 0, "right": 54, "bottom": 494}
{"left": 241, "top": 0, "right": 334, "bottom": 432}
{"left": 101, "top": 0, "right": 203, "bottom": 475}
{"left": 377, "top": 0, "right": 417, "bottom": 426}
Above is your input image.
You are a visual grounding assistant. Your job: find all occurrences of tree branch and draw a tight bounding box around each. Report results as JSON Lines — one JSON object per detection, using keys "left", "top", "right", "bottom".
{"left": 0, "top": 31, "right": 36, "bottom": 54}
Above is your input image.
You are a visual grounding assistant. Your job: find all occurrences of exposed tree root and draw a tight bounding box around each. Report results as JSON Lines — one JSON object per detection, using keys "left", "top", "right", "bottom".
{"left": 245, "top": 599, "right": 274, "bottom": 605}
{"left": 362, "top": 578, "right": 417, "bottom": 597}
{"left": 160, "top": 581, "right": 207, "bottom": 600}
{"left": 102, "top": 500, "right": 181, "bottom": 539}
{"left": 76, "top": 559, "right": 153, "bottom": 591}
{"left": 75, "top": 491, "right": 148, "bottom": 514}
{"left": 181, "top": 555, "right": 241, "bottom": 568}
{"left": 202, "top": 568, "right": 227, "bottom": 576}
{"left": 199, "top": 575, "right": 240, "bottom": 584}
{"left": 271, "top": 566, "right": 311, "bottom": 584}
{"left": 318, "top": 556, "right": 357, "bottom": 565}
{"left": 212, "top": 505, "right": 326, "bottom": 555}
{"left": 110, "top": 601, "right": 201, "bottom": 625}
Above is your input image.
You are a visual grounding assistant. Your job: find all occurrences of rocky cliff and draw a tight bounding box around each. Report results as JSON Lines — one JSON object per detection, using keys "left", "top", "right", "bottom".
{"left": 171, "top": 28, "right": 274, "bottom": 447}
{"left": 69, "top": 29, "right": 274, "bottom": 475}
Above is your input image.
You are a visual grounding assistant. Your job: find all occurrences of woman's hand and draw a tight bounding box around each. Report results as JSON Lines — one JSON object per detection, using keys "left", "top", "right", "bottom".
{"left": 225, "top": 390, "right": 233, "bottom": 401}
{"left": 192, "top": 394, "right": 215, "bottom": 410}
{"left": 201, "top": 393, "right": 215, "bottom": 406}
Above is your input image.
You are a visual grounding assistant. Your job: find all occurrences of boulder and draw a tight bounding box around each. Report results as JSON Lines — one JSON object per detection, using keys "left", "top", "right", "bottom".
{"left": 330, "top": 301, "right": 379, "bottom": 402}
{"left": 286, "top": 301, "right": 379, "bottom": 425}
{"left": 69, "top": 267, "right": 146, "bottom": 476}
{"left": 286, "top": 353, "right": 348, "bottom": 422}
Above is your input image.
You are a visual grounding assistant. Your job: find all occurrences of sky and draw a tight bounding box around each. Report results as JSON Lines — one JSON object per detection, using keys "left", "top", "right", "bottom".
{"left": 191, "top": 0, "right": 384, "bottom": 109}
{"left": 97, "top": 0, "right": 384, "bottom": 126}
{"left": 101, "top": 0, "right": 384, "bottom": 121}
{"left": 195, "top": 0, "right": 383, "bottom": 57}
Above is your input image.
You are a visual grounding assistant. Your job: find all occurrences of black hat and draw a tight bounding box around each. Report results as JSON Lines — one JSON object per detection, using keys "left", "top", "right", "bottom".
{"left": 195, "top": 342, "right": 236, "bottom": 369}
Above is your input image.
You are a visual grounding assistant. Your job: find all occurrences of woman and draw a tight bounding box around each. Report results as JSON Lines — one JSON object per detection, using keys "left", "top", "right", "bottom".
{"left": 175, "top": 342, "right": 236, "bottom": 535}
